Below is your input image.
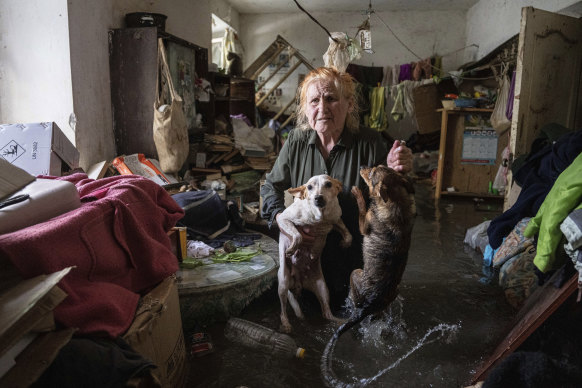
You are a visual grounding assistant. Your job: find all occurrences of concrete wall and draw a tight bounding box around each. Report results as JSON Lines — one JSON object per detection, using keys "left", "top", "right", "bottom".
{"left": 1, "top": 0, "right": 215, "bottom": 170}
{"left": 466, "top": 0, "right": 581, "bottom": 62}
{"left": 0, "top": 0, "right": 74, "bottom": 142}
{"left": 239, "top": 10, "right": 468, "bottom": 140}
{"left": 67, "top": 0, "right": 212, "bottom": 169}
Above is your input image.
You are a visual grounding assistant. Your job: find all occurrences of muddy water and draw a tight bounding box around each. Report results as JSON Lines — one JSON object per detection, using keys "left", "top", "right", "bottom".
{"left": 186, "top": 183, "right": 516, "bottom": 387}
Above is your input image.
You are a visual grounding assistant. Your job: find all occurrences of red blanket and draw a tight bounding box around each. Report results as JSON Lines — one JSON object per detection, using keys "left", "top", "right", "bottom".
{"left": 0, "top": 174, "right": 184, "bottom": 337}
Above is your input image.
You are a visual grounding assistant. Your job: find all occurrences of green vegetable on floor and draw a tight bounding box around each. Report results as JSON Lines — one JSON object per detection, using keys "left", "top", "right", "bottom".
{"left": 212, "top": 245, "right": 263, "bottom": 263}
{"left": 180, "top": 257, "right": 206, "bottom": 268}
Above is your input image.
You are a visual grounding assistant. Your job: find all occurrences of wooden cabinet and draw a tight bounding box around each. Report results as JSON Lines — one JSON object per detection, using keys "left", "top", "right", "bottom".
{"left": 109, "top": 27, "right": 208, "bottom": 159}
{"left": 434, "top": 108, "right": 508, "bottom": 199}
{"left": 507, "top": 7, "right": 582, "bottom": 209}
{"left": 210, "top": 72, "right": 256, "bottom": 128}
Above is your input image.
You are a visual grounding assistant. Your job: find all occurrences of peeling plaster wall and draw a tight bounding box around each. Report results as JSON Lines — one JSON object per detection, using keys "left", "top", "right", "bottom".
{"left": 0, "top": 0, "right": 74, "bottom": 142}
{"left": 210, "top": 0, "right": 240, "bottom": 32}
{"left": 239, "top": 10, "right": 468, "bottom": 140}
{"left": 465, "top": 0, "right": 581, "bottom": 62}
{"left": 68, "top": 0, "right": 211, "bottom": 169}
{"left": 2, "top": 0, "right": 212, "bottom": 170}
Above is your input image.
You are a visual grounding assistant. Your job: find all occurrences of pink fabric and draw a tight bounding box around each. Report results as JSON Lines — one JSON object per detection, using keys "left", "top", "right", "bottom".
{"left": 0, "top": 174, "right": 184, "bottom": 337}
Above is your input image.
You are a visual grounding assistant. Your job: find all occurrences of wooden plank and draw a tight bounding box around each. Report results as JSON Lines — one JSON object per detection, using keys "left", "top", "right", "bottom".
{"left": 435, "top": 109, "right": 448, "bottom": 199}
{"left": 256, "top": 60, "right": 303, "bottom": 107}
{"left": 273, "top": 98, "right": 296, "bottom": 122}
{"left": 508, "top": 7, "right": 582, "bottom": 210}
{"left": 256, "top": 50, "right": 295, "bottom": 91}
{"left": 472, "top": 273, "right": 577, "bottom": 383}
{"left": 244, "top": 43, "right": 286, "bottom": 80}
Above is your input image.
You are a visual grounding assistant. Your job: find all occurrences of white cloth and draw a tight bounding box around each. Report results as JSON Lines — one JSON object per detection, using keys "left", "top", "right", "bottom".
{"left": 187, "top": 240, "right": 215, "bottom": 258}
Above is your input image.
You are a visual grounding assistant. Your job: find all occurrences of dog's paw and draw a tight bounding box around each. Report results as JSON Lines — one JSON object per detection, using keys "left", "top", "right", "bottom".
{"left": 351, "top": 186, "right": 362, "bottom": 199}
{"left": 286, "top": 236, "right": 302, "bottom": 255}
{"left": 280, "top": 322, "right": 293, "bottom": 334}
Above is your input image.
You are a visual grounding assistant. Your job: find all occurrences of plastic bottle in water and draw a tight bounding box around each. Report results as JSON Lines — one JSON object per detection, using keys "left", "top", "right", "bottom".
{"left": 224, "top": 317, "right": 305, "bottom": 359}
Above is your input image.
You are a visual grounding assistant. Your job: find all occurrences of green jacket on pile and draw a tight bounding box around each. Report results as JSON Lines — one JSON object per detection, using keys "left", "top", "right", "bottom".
{"left": 524, "top": 152, "right": 582, "bottom": 273}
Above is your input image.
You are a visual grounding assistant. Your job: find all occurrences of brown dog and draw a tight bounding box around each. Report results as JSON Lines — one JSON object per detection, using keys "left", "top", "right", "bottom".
{"left": 321, "top": 165, "right": 416, "bottom": 387}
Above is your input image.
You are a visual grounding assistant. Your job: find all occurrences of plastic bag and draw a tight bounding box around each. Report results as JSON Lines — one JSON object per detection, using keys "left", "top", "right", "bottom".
{"left": 491, "top": 72, "right": 512, "bottom": 134}
{"left": 464, "top": 220, "right": 491, "bottom": 253}
{"left": 322, "top": 32, "right": 361, "bottom": 72}
{"left": 232, "top": 117, "right": 274, "bottom": 154}
{"left": 492, "top": 145, "right": 510, "bottom": 195}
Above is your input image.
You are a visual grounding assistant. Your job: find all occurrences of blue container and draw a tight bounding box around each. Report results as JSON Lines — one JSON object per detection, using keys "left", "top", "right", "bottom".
{"left": 454, "top": 99, "right": 477, "bottom": 108}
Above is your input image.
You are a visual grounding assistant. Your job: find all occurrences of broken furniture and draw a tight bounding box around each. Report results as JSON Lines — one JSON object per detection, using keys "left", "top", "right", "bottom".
{"left": 243, "top": 35, "right": 314, "bottom": 131}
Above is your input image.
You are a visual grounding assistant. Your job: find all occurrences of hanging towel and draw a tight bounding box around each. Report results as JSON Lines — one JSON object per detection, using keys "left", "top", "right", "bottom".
{"left": 368, "top": 86, "right": 388, "bottom": 130}
{"left": 390, "top": 79, "right": 435, "bottom": 121}
{"left": 392, "top": 64, "right": 400, "bottom": 86}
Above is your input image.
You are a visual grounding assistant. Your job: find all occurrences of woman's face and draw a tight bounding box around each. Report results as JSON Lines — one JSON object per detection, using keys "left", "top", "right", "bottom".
{"left": 305, "top": 80, "right": 352, "bottom": 137}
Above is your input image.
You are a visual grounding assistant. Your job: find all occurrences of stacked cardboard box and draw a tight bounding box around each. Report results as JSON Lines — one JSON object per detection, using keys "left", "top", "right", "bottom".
{"left": 124, "top": 276, "right": 187, "bottom": 388}
{"left": 0, "top": 268, "right": 74, "bottom": 387}
{"left": 0, "top": 122, "right": 79, "bottom": 176}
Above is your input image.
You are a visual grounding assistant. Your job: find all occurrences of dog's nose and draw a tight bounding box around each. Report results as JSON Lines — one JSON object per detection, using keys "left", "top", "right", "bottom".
{"left": 314, "top": 195, "right": 326, "bottom": 208}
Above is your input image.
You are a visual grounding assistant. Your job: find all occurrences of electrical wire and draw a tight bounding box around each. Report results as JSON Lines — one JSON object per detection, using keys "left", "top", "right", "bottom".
{"left": 293, "top": 0, "right": 338, "bottom": 43}
{"left": 373, "top": 12, "right": 508, "bottom": 82}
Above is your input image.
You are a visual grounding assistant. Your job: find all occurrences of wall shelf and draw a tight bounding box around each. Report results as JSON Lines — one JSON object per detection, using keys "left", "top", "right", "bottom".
{"left": 434, "top": 108, "right": 507, "bottom": 199}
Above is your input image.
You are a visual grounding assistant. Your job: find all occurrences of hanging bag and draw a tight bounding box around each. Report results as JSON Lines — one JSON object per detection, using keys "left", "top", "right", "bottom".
{"left": 490, "top": 64, "right": 512, "bottom": 134}
{"left": 153, "top": 38, "right": 189, "bottom": 173}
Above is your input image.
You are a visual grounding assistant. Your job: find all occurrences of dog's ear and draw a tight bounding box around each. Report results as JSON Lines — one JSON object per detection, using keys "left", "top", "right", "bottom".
{"left": 329, "top": 177, "right": 343, "bottom": 195}
{"left": 397, "top": 174, "right": 415, "bottom": 195}
{"left": 288, "top": 185, "right": 307, "bottom": 200}
{"left": 379, "top": 183, "right": 390, "bottom": 203}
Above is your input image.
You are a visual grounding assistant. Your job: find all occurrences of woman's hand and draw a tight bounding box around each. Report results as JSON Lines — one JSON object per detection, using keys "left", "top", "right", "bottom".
{"left": 276, "top": 213, "right": 316, "bottom": 248}
{"left": 387, "top": 140, "right": 413, "bottom": 174}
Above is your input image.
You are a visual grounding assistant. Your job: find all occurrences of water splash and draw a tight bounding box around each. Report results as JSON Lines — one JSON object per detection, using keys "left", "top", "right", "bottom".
{"left": 357, "top": 322, "right": 461, "bottom": 386}
{"left": 358, "top": 297, "right": 408, "bottom": 354}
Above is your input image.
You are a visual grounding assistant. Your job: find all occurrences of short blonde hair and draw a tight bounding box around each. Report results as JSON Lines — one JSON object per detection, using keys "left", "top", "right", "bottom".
{"left": 295, "top": 67, "right": 360, "bottom": 132}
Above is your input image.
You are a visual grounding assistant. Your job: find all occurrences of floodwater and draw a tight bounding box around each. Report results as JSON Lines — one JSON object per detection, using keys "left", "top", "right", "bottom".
{"left": 186, "top": 182, "right": 516, "bottom": 387}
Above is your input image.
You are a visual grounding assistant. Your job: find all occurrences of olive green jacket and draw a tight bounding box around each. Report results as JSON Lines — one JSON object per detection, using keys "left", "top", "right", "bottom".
{"left": 260, "top": 126, "right": 388, "bottom": 230}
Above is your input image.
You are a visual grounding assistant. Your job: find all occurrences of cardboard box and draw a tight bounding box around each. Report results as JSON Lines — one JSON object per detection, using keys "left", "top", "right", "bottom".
{"left": 0, "top": 122, "right": 79, "bottom": 176}
{"left": 412, "top": 84, "right": 442, "bottom": 134}
{"left": 123, "top": 277, "right": 187, "bottom": 388}
{"left": 0, "top": 268, "right": 72, "bottom": 386}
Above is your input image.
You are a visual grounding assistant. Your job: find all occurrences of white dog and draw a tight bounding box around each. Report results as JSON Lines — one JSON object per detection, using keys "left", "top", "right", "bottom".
{"left": 276, "top": 174, "right": 352, "bottom": 333}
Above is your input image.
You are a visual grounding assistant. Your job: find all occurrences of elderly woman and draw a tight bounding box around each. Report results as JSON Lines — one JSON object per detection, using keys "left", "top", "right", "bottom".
{"left": 260, "top": 66, "right": 413, "bottom": 306}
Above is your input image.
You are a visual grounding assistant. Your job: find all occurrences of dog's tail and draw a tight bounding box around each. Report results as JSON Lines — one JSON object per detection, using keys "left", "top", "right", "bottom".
{"left": 320, "top": 305, "right": 373, "bottom": 388}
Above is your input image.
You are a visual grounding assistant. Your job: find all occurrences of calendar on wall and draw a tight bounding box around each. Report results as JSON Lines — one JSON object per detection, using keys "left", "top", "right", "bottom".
{"left": 461, "top": 126, "right": 498, "bottom": 165}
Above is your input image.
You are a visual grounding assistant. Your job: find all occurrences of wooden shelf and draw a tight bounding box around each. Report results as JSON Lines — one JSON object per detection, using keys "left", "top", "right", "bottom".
{"left": 439, "top": 191, "right": 504, "bottom": 199}
{"left": 434, "top": 108, "right": 507, "bottom": 200}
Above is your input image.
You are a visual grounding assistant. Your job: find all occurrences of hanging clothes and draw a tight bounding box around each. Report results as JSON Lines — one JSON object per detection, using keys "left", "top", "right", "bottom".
{"left": 381, "top": 65, "right": 393, "bottom": 102}
{"left": 346, "top": 63, "right": 384, "bottom": 86}
{"left": 392, "top": 64, "right": 400, "bottom": 86}
{"left": 506, "top": 70, "right": 516, "bottom": 120}
{"left": 398, "top": 63, "right": 413, "bottom": 82}
{"left": 390, "top": 79, "right": 435, "bottom": 122}
{"left": 412, "top": 58, "right": 432, "bottom": 81}
{"left": 368, "top": 86, "right": 388, "bottom": 130}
